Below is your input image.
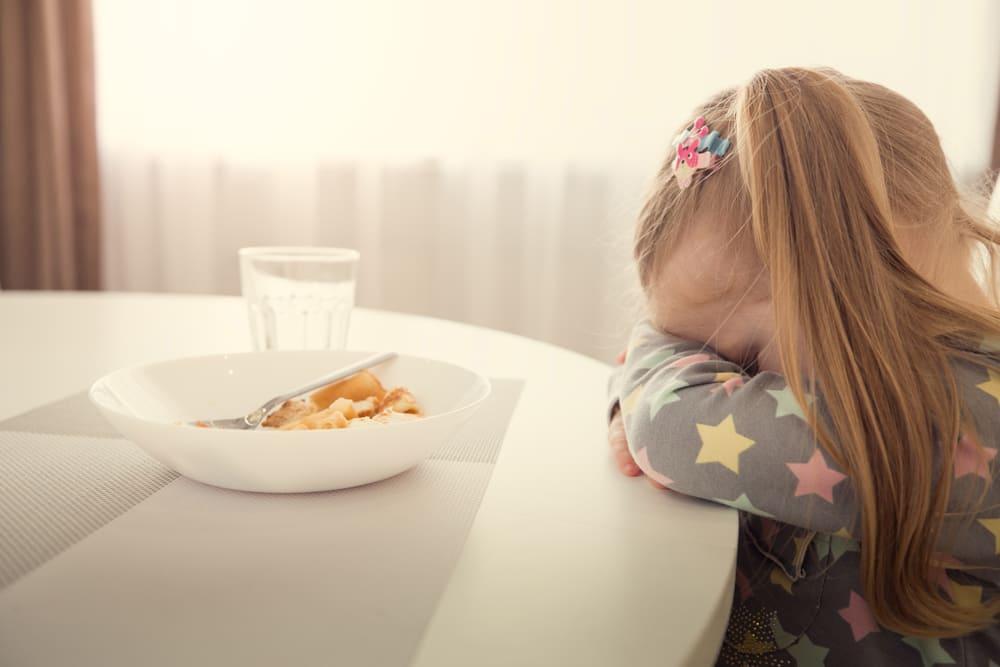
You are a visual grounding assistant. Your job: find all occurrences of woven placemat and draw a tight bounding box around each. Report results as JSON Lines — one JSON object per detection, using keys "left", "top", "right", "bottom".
{"left": 0, "top": 379, "right": 522, "bottom": 592}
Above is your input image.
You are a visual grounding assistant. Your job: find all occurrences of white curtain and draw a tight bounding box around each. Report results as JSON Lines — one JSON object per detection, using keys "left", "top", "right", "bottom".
{"left": 93, "top": 0, "right": 1000, "bottom": 361}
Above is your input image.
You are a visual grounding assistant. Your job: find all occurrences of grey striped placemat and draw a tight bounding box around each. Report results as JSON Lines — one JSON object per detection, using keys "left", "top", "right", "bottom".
{"left": 0, "top": 392, "right": 122, "bottom": 439}
{"left": 0, "top": 432, "right": 179, "bottom": 589}
{"left": 0, "top": 379, "right": 523, "bottom": 591}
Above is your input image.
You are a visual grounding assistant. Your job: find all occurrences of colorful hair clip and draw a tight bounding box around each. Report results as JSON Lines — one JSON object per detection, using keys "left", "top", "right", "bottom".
{"left": 671, "top": 116, "right": 731, "bottom": 189}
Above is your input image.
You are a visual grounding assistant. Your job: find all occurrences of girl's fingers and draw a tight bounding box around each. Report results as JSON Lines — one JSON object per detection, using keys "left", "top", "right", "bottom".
{"left": 609, "top": 412, "right": 669, "bottom": 486}
{"left": 608, "top": 415, "right": 641, "bottom": 476}
{"left": 614, "top": 443, "right": 641, "bottom": 476}
{"left": 615, "top": 350, "right": 626, "bottom": 365}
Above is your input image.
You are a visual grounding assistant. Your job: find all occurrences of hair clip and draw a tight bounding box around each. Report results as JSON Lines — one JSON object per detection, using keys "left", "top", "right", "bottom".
{"left": 671, "top": 116, "right": 731, "bottom": 189}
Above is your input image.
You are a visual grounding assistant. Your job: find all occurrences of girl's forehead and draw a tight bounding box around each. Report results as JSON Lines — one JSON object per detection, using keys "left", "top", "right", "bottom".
{"left": 658, "top": 217, "right": 766, "bottom": 303}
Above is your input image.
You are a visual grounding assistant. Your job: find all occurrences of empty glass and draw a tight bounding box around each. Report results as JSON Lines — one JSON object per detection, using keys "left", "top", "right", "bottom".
{"left": 239, "top": 247, "right": 359, "bottom": 350}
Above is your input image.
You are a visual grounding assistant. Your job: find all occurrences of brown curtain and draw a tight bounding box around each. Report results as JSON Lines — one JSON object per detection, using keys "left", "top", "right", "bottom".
{"left": 0, "top": 0, "right": 101, "bottom": 289}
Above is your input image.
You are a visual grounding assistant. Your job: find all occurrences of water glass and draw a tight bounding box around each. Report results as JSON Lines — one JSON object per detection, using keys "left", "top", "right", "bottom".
{"left": 239, "top": 247, "right": 359, "bottom": 350}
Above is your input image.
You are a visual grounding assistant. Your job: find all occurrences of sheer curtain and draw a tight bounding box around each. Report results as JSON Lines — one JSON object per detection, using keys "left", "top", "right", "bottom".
{"left": 92, "top": 0, "right": 1000, "bottom": 360}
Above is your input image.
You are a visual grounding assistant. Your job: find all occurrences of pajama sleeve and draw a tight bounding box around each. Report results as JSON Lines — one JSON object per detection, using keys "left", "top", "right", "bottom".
{"left": 613, "top": 320, "right": 859, "bottom": 536}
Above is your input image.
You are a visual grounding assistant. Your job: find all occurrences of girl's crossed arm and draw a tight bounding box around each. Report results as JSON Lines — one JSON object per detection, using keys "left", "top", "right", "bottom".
{"left": 612, "top": 320, "right": 857, "bottom": 537}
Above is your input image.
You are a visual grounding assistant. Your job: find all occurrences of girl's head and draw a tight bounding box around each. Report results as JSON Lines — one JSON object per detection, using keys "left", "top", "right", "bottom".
{"left": 636, "top": 67, "right": 1000, "bottom": 637}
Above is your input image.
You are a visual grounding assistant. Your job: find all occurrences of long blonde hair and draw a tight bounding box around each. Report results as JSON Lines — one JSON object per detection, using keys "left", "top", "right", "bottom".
{"left": 635, "top": 67, "right": 1000, "bottom": 637}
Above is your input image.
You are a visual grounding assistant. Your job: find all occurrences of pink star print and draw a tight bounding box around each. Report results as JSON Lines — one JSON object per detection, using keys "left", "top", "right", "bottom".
{"left": 786, "top": 450, "right": 847, "bottom": 503}
{"left": 667, "top": 353, "right": 712, "bottom": 369}
{"left": 954, "top": 433, "right": 997, "bottom": 481}
{"left": 839, "top": 591, "right": 879, "bottom": 641}
{"left": 711, "top": 375, "right": 745, "bottom": 396}
{"left": 633, "top": 447, "right": 673, "bottom": 487}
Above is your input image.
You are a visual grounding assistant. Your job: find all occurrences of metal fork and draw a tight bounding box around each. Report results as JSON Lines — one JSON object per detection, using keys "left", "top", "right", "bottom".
{"left": 191, "top": 351, "right": 397, "bottom": 429}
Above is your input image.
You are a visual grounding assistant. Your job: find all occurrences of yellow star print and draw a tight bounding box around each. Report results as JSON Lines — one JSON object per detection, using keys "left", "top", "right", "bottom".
{"left": 734, "top": 631, "right": 774, "bottom": 655}
{"left": 769, "top": 566, "right": 794, "bottom": 594}
{"left": 695, "top": 414, "right": 755, "bottom": 473}
{"left": 948, "top": 581, "right": 982, "bottom": 608}
{"left": 979, "top": 518, "right": 1000, "bottom": 554}
{"left": 620, "top": 384, "right": 643, "bottom": 418}
{"left": 977, "top": 369, "right": 1000, "bottom": 405}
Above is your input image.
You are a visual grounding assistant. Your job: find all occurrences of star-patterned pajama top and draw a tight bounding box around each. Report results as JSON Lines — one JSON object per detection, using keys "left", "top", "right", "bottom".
{"left": 609, "top": 320, "right": 1000, "bottom": 666}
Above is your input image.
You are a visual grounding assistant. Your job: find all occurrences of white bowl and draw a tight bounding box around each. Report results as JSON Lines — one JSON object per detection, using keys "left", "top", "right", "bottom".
{"left": 89, "top": 351, "right": 491, "bottom": 493}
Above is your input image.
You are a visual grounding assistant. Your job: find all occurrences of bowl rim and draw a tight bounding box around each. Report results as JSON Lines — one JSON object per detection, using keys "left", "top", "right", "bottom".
{"left": 88, "top": 349, "right": 492, "bottom": 436}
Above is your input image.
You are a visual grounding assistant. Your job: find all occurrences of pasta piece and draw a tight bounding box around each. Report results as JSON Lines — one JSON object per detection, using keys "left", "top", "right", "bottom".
{"left": 263, "top": 399, "right": 314, "bottom": 428}
{"left": 279, "top": 406, "right": 350, "bottom": 430}
{"left": 353, "top": 397, "right": 378, "bottom": 418}
{"left": 309, "top": 371, "right": 387, "bottom": 408}
{"left": 377, "top": 387, "right": 422, "bottom": 416}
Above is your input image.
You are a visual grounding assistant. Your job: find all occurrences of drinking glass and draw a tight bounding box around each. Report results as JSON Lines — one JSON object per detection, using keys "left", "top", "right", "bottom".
{"left": 239, "top": 247, "right": 359, "bottom": 350}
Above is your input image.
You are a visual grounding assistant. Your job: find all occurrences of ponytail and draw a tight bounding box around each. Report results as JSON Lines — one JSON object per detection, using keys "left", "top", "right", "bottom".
{"left": 735, "top": 68, "right": 1000, "bottom": 636}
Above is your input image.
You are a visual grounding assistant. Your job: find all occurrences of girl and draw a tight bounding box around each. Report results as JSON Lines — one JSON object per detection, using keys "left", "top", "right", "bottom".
{"left": 607, "top": 67, "right": 1000, "bottom": 665}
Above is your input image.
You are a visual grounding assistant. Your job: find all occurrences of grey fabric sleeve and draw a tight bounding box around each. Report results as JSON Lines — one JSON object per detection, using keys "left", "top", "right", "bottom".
{"left": 611, "top": 320, "right": 860, "bottom": 536}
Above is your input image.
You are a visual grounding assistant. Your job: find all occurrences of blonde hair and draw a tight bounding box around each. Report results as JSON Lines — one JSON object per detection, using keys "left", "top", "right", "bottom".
{"left": 636, "top": 67, "right": 1000, "bottom": 637}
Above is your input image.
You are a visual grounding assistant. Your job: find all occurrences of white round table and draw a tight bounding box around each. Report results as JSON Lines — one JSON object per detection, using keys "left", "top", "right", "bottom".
{"left": 0, "top": 292, "right": 737, "bottom": 666}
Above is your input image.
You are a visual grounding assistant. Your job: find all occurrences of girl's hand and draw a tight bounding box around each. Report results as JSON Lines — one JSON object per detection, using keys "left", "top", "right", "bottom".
{"left": 610, "top": 350, "right": 638, "bottom": 474}
{"left": 610, "top": 349, "right": 671, "bottom": 490}
{"left": 608, "top": 411, "right": 668, "bottom": 489}
{"left": 608, "top": 409, "right": 641, "bottom": 477}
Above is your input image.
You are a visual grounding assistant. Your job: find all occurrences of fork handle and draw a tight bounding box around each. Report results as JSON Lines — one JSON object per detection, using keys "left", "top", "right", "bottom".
{"left": 259, "top": 351, "right": 398, "bottom": 416}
